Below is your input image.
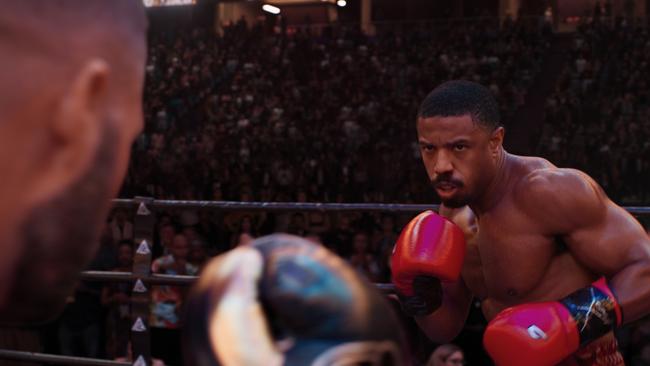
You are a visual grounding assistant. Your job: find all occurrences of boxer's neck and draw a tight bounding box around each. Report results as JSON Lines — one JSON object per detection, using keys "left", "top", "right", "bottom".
{"left": 470, "top": 148, "right": 511, "bottom": 215}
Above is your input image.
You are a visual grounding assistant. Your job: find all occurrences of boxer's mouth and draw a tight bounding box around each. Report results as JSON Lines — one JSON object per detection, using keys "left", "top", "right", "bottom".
{"left": 436, "top": 182, "right": 458, "bottom": 191}
{"left": 435, "top": 182, "right": 460, "bottom": 197}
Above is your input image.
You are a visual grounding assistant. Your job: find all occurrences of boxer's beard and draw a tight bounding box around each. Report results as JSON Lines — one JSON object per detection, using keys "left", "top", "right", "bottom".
{"left": 1, "top": 126, "right": 118, "bottom": 324}
{"left": 432, "top": 174, "right": 471, "bottom": 208}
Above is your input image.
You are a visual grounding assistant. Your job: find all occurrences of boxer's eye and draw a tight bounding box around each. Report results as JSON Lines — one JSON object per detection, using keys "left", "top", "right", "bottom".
{"left": 421, "top": 144, "right": 435, "bottom": 152}
{"left": 453, "top": 144, "right": 467, "bottom": 152}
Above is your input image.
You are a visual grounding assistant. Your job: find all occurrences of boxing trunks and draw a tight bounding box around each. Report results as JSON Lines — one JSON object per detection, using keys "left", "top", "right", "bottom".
{"left": 559, "top": 333, "right": 624, "bottom": 366}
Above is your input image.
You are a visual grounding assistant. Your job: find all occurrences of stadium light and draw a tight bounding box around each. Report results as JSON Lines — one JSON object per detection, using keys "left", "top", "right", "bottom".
{"left": 337, "top": 0, "right": 346, "bottom": 6}
{"left": 262, "top": 4, "right": 281, "bottom": 14}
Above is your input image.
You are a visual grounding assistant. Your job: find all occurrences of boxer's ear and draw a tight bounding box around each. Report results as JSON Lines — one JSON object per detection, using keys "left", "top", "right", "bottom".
{"left": 489, "top": 126, "right": 505, "bottom": 156}
{"left": 29, "top": 59, "right": 109, "bottom": 204}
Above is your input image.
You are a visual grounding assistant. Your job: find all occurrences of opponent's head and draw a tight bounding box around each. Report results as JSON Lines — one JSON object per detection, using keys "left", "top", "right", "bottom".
{"left": 0, "top": 0, "right": 147, "bottom": 324}
{"left": 417, "top": 80, "right": 504, "bottom": 208}
{"left": 185, "top": 234, "right": 409, "bottom": 366}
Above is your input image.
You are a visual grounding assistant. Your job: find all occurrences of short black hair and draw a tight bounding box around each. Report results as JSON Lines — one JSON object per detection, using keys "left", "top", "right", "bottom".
{"left": 418, "top": 80, "right": 500, "bottom": 130}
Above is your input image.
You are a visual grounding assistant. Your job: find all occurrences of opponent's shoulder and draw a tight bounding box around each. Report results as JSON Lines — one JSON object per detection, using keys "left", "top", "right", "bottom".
{"left": 439, "top": 204, "right": 473, "bottom": 222}
{"left": 439, "top": 204, "right": 478, "bottom": 238}
{"left": 514, "top": 167, "right": 607, "bottom": 226}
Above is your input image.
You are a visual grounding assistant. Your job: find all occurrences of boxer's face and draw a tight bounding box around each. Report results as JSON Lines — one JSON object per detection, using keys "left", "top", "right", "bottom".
{"left": 0, "top": 50, "right": 145, "bottom": 324}
{"left": 417, "top": 114, "right": 501, "bottom": 208}
{"left": 172, "top": 234, "right": 190, "bottom": 260}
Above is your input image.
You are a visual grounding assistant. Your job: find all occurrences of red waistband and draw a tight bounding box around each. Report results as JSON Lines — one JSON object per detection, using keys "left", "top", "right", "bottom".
{"left": 559, "top": 333, "right": 624, "bottom": 366}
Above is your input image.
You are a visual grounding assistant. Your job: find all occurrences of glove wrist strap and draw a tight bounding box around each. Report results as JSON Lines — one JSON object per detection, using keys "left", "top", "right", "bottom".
{"left": 397, "top": 276, "right": 442, "bottom": 317}
{"left": 560, "top": 277, "right": 622, "bottom": 347}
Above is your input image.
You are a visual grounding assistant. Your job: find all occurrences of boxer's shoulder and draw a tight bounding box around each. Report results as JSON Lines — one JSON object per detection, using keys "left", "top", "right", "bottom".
{"left": 513, "top": 167, "right": 606, "bottom": 226}
{"left": 516, "top": 167, "right": 601, "bottom": 202}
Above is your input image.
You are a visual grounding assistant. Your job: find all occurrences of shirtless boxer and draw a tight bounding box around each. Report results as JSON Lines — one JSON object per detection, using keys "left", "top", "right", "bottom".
{"left": 391, "top": 80, "right": 650, "bottom": 365}
{"left": 0, "top": 1, "right": 147, "bottom": 323}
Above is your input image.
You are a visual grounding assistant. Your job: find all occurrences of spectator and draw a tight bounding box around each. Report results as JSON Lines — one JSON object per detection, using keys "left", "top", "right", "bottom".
{"left": 326, "top": 214, "right": 355, "bottom": 257}
{"left": 188, "top": 242, "right": 209, "bottom": 272}
{"left": 287, "top": 212, "right": 308, "bottom": 236}
{"left": 228, "top": 214, "right": 259, "bottom": 248}
{"left": 150, "top": 233, "right": 198, "bottom": 366}
{"left": 109, "top": 209, "right": 133, "bottom": 245}
{"left": 305, "top": 211, "right": 331, "bottom": 235}
{"left": 155, "top": 222, "right": 176, "bottom": 258}
{"left": 374, "top": 214, "right": 399, "bottom": 281}
{"left": 102, "top": 240, "right": 134, "bottom": 359}
{"left": 347, "top": 231, "right": 381, "bottom": 281}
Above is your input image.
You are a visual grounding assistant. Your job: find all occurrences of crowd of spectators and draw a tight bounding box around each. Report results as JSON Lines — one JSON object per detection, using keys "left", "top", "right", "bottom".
{"left": 122, "top": 16, "right": 550, "bottom": 206}
{"left": 537, "top": 17, "right": 650, "bottom": 204}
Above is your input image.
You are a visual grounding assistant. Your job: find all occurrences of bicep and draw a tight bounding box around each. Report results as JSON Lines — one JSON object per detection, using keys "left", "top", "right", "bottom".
{"left": 565, "top": 203, "right": 650, "bottom": 277}
{"left": 527, "top": 169, "right": 650, "bottom": 322}
{"left": 524, "top": 169, "right": 650, "bottom": 276}
{"left": 565, "top": 203, "right": 650, "bottom": 323}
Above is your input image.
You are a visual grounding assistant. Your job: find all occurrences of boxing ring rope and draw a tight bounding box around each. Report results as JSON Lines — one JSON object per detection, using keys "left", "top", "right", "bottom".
{"left": 3, "top": 197, "right": 649, "bottom": 366}
{"left": 113, "top": 198, "right": 440, "bottom": 212}
{"left": 79, "top": 271, "right": 398, "bottom": 293}
{"left": 0, "top": 350, "right": 130, "bottom": 366}
{"left": 81, "top": 271, "right": 198, "bottom": 286}
{"left": 111, "top": 198, "right": 650, "bottom": 214}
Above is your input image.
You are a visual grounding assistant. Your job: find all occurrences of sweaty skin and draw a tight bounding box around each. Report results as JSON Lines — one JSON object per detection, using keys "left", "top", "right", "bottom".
{"left": 415, "top": 115, "right": 650, "bottom": 364}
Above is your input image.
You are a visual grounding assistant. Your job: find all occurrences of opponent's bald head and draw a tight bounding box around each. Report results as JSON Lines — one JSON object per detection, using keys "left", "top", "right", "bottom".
{"left": 0, "top": 0, "right": 147, "bottom": 112}
{"left": 0, "top": 1, "right": 148, "bottom": 324}
{"left": 0, "top": 1, "right": 146, "bottom": 45}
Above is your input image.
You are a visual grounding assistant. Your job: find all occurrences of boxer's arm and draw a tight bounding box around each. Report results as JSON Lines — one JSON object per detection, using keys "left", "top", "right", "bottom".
{"left": 391, "top": 210, "right": 469, "bottom": 341}
{"left": 522, "top": 168, "right": 650, "bottom": 324}
{"left": 415, "top": 276, "right": 473, "bottom": 343}
{"left": 414, "top": 205, "right": 475, "bottom": 342}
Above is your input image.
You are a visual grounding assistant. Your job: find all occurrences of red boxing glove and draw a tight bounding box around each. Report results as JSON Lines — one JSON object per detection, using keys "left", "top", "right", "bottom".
{"left": 484, "top": 278, "right": 622, "bottom": 366}
{"left": 390, "top": 210, "right": 466, "bottom": 316}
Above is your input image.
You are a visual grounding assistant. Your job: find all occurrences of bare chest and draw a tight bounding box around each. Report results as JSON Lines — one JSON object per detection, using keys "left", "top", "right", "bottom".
{"left": 461, "top": 207, "right": 558, "bottom": 306}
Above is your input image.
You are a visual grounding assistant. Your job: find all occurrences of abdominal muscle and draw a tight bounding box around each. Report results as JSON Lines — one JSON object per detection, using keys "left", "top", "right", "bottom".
{"left": 478, "top": 251, "right": 597, "bottom": 321}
